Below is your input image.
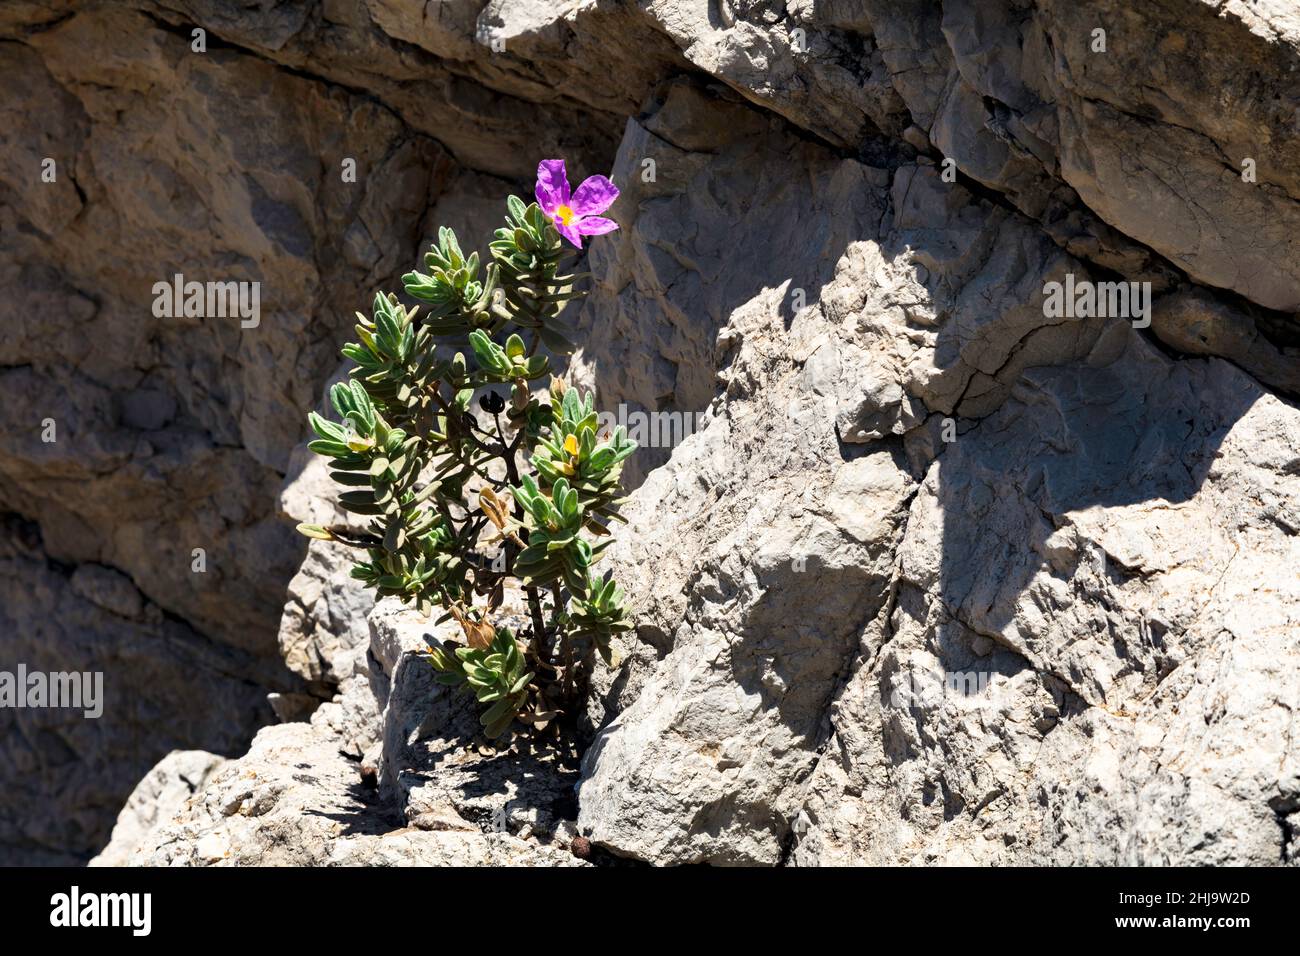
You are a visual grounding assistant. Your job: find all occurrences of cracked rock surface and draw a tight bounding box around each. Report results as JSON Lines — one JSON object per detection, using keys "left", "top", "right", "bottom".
{"left": 2, "top": 0, "right": 1296, "bottom": 865}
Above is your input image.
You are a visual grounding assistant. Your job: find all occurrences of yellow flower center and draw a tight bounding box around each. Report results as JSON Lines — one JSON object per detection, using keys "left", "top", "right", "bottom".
{"left": 555, "top": 204, "right": 576, "bottom": 226}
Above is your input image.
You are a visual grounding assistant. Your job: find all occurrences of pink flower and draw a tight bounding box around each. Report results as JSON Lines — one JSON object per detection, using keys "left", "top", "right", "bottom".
{"left": 535, "top": 159, "right": 619, "bottom": 248}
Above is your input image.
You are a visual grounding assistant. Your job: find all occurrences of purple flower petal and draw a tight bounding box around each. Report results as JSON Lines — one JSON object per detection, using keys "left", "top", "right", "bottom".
{"left": 569, "top": 175, "right": 619, "bottom": 217}
{"left": 535, "top": 159, "right": 570, "bottom": 214}
{"left": 555, "top": 220, "right": 585, "bottom": 248}
{"left": 574, "top": 215, "right": 619, "bottom": 237}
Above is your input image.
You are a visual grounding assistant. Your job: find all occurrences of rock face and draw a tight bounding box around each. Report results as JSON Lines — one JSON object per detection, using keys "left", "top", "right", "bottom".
{"left": 92, "top": 596, "right": 586, "bottom": 867}
{"left": 568, "top": 75, "right": 1298, "bottom": 865}
{"left": 789, "top": 339, "right": 1299, "bottom": 865}
{"left": 0, "top": 517, "right": 271, "bottom": 865}
{"left": 3, "top": 0, "right": 1296, "bottom": 865}
{"left": 90, "top": 751, "right": 226, "bottom": 868}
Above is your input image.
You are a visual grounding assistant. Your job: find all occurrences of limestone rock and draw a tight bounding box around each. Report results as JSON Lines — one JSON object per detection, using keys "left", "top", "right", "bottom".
{"left": 0, "top": 518, "right": 272, "bottom": 865}
{"left": 0, "top": 3, "right": 452, "bottom": 858}
{"left": 1151, "top": 290, "right": 1300, "bottom": 397}
{"left": 275, "top": 539, "right": 374, "bottom": 691}
{"left": 90, "top": 751, "right": 226, "bottom": 867}
{"left": 371, "top": 597, "right": 583, "bottom": 843}
{"left": 575, "top": 94, "right": 919, "bottom": 863}
{"left": 115, "top": 595, "right": 587, "bottom": 864}
{"left": 127, "top": 722, "right": 580, "bottom": 866}
{"left": 862, "top": 0, "right": 1300, "bottom": 315}
{"left": 570, "top": 78, "right": 1299, "bottom": 866}
{"left": 793, "top": 334, "right": 1300, "bottom": 865}
{"left": 4, "top": 0, "right": 1296, "bottom": 868}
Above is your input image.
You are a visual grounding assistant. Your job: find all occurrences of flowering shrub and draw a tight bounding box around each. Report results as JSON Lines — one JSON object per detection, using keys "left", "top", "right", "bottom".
{"left": 298, "top": 160, "right": 634, "bottom": 738}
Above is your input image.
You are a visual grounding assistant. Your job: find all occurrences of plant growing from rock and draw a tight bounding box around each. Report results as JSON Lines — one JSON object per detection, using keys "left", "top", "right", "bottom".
{"left": 299, "top": 160, "right": 635, "bottom": 739}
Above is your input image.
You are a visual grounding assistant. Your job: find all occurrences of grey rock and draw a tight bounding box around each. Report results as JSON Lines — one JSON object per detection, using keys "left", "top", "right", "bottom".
{"left": 309, "top": 639, "right": 385, "bottom": 760}
{"left": 794, "top": 334, "right": 1300, "bottom": 865}
{"left": 371, "top": 597, "right": 582, "bottom": 843}
{"left": 266, "top": 692, "right": 319, "bottom": 723}
{"left": 6, "top": 0, "right": 1297, "bottom": 868}
{"left": 0, "top": 519, "right": 271, "bottom": 865}
{"left": 117, "top": 595, "right": 584, "bottom": 865}
{"left": 863, "top": 0, "right": 1300, "bottom": 314}
{"left": 275, "top": 538, "right": 374, "bottom": 691}
{"left": 128, "top": 722, "right": 580, "bottom": 866}
{"left": 90, "top": 751, "right": 226, "bottom": 867}
{"left": 69, "top": 564, "right": 145, "bottom": 621}
{"left": 574, "top": 101, "right": 920, "bottom": 862}
{"left": 571, "top": 78, "right": 1299, "bottom": 866}
{"left": 1151, "top": 289, "right": 1300, "bottom": 397}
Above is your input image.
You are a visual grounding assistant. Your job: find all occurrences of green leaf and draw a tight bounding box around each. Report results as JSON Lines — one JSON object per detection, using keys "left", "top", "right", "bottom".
{"left": 481, "top": 698, "right": 515, "bottom": 726}
{"left": 484, "top": 713, "right": 513, "bottom": 739}
{"left": 509, "top": 671, "right": 534, "bottom": 695}
{"left": 309, "top": 412, "right": 346, "bottom": 442}
{"left": 308, "top": 439, "right": 350, "bottom": 457}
